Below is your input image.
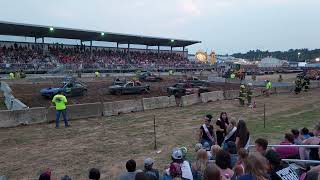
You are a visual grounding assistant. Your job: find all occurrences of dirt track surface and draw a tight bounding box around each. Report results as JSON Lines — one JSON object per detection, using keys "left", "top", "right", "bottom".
{"left": 8, "top": 76, "right": 239, "bottom": 107}
{"left": 1, "top": 88, "right": 320, "bottom": 179}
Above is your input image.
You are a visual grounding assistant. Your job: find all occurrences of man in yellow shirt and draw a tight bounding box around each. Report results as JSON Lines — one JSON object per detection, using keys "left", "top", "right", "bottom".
{"left": 9, "top": 72, "right": 14, "bottom": 79}
{"left": 52, "top": 91, "right": 69, "bottom": 128}
{"left": 265, "top": 80, "right": 273, "bottom": 96}
{"left": 95, "top": 71, "right": 100, "bottom": 77}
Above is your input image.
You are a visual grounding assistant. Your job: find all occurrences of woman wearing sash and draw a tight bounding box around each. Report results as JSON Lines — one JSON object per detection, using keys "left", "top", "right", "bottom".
{"left": 199, "top": 114, "right": 215, "bottom": 147}
{"left": 215, "top": 112, "right": 229, "bottom": 146}
{"left": 235, "top": 120, "right": 250, "bottom": 150}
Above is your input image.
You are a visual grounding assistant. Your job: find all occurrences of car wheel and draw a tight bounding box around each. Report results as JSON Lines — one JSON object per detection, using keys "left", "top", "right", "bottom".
{"left": 82, "top": 89, "right": 88, "bottom": 96}
{"left": 115, "top": 90, "right": 122, "bottom": 95}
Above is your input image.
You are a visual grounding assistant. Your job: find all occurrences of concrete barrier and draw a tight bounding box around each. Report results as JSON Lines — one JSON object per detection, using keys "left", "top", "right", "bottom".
{"left": 0, "top": 107, "right": 47, "bottom": 128}
{"left": 225, "top": 79, "right": 242, "bottom": 84}
{"left": 208, "top": 76, "right": 226, "bottom": 83}
{"left": 142, "top": 96, "right": 176, "bottom": 110}
{"left": 253, "top": 88, "right": 263, "bottom": 97}
{"left": 181, "top": 94, "right": 201, "bottom": 107}
{"left": 11, "top": 98, "right": 28, "bottom": 110}
{"left": 310, "top": 81, "right": 319, "bottom": 88}
{"left": 103, "top": 100, "right": 143, "bottom": 116}
{"left": 0, "top": 81, "right": 28, "bottom": 110}
{"left": 200, "top": 91, "right": 224, "bottom": 103}
{"left": 223, "top": 90, "right": 239, "bottom": 100}
{"left": 0, "top": 82, "right": 12, "bottom": 94}
{"left": 4, "top": 94, "right": 14, "bottom": 109}
{"left": 47, "top": 102, "right": 103, "bottom": 121}
{"left": 275, "top": 86, "right": 294, "bottom": 94}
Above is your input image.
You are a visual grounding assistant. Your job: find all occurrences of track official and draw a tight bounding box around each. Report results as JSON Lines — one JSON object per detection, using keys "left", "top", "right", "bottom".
{"left": 52, "top": 91, "right": 69, "bottom": 128}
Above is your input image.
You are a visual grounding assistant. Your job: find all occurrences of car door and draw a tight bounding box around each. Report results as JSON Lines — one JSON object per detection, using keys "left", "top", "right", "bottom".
{"left": 123, "top": 82, "right": 134, "bottom": 94}
{"left": 62, "top": 83, "right": 72, "bottom": 97}
{"left": 72, "top": 82, "right": 84, "bottom": 96}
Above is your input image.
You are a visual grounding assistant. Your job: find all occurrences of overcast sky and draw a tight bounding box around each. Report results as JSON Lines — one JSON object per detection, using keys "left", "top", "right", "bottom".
{"left": 1, "top": 0, "right": 319, "bottom": 54}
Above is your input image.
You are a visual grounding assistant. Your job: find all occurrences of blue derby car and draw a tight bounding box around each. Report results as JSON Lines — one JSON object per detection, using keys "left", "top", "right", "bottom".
{"left": 40, "top": 81, "right": 87, "bottom": 98}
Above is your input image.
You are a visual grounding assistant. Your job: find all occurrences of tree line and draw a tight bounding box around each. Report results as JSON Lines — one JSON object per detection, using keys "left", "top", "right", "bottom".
{"left": 232, "top": 49, "right": 320, "bottom": 62}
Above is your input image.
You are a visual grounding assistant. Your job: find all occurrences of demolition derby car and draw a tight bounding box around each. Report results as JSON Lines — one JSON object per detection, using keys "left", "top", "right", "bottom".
{"left": 40, "top": 80, "right": 87, "bottom": 98}
{"left": 179, "top": 76, "right": 209, "bottom": 86}
{"left": 139, "top": 72, "right": 163, "bottom": 82}
{"left": 167, "top": 83, "right": 209, "bottom": 96}
{"left": 109, "top": 81, "right": 150, "bottom": 95}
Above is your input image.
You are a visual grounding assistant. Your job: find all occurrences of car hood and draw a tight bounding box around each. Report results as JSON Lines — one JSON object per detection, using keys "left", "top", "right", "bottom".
{"left": 109, "top": 85, "right": 122, "bottom": 89}
{"left": 40, "top": 87, "right": 62, "bottom": 93}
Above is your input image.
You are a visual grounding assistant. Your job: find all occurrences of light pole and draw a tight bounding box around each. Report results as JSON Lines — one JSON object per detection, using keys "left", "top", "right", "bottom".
{"left": 298, "top": 52, "right": 301, "bottom": 61}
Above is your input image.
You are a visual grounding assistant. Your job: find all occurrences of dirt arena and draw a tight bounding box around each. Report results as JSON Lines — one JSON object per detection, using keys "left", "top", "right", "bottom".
{"left": 7, "top": 75, "right": 239, "bottom": 108}
{"left": 1, "top": 85, "right": 319, "bottom": 179}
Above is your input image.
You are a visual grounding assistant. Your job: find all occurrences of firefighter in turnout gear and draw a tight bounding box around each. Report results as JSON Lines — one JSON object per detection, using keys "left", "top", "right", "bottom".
{"left": 303, "top": 76, "right": 310, "bottom": 92}
{"left": 294, "top": 76, "right": 303, "bottom": 94}
{"left": 239, "top": 84, "right": 247, "bottom": 106}
{"left": 247, "top": 83, "right": 253, "bottom": 107}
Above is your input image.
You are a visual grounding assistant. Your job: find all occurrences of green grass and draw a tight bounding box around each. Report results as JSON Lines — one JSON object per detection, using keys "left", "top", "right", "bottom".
{"left": 247, "top": 102, "right": 320, "bottom": 142}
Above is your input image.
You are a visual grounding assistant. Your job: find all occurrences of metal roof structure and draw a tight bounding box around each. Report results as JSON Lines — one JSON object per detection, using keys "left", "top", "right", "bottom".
{"left": 0, "top": 21, "right": 200, "bottom": 47}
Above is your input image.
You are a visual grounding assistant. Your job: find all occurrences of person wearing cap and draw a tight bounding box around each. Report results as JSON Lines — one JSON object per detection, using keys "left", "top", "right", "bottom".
{"left": 52, "top": 91, "right": 69, "bottom": 128}
{"left": 199, "top": 114, "right": 215, "bottom": 147}
{"left": 143, "top": 158, "right": 160, "bottom": 180}
{"left": 163, "top": 148, "right": 193, "bottom": 180}
{"left": 238, "top": 85, "right": 247, "bottom": 106}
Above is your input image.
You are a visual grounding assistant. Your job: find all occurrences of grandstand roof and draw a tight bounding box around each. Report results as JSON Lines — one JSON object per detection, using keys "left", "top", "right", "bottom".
{"left": 0, "top": 21, "right": 200, "bottom": 47}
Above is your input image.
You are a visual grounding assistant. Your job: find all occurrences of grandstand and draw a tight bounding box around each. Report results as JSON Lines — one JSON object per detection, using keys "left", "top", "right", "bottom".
{"left": 0, "top": 21, "right": 210, "bottom": 74}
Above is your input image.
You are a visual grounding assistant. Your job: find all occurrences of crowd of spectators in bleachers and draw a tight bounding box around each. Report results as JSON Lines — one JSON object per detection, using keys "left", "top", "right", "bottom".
{"left": 0, "top": 42, "right": 208, "bottom": 71}
{"left": 26, "top": 113, "right": 320, "bottom": 180}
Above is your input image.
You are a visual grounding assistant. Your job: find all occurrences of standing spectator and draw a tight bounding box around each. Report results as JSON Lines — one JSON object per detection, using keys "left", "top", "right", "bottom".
{"left": 199, "top": 114, "right": 215, "bottom": 147}
{"left": 300, "top": 123, "right": 320, "bottom": 160}
{"left": 255, "top": 138, "right": 268, "bottom": 155}
{"left": 233, "top": 148, "right": 248, "bottom": 178}
{"left": 301, "top": 127, "right": 311, "bottom": 140}
{"left": 216, "top": 112, "right": 230, "bottom": 146}
{"left": 237, "top": 153, "right": 268, "bottom": 180}
{"left": 120, "top": 159, "right": 141, "bottom": 180}
{"left": 291, "top": 129, "right": 302, "bottom": 145}
{"left": 265, "top": 150, "right": 299, "bottom": 180}
{"left": 222, "top": 120, "right": 237, "bottom": 150}
{"left": 226, "top": 141, "right": 238, "bottom": 168}
{"left": 52, "top": 91, "right": 69, "bottom": 128}
{"left": 203, "top": 164, "right": 221, "bottom": 180}
{"left": 89, "top": 168, "right": 100, "bottom": 180}
{"left": 192, "top": 149, "right": 208, "bottom": 180}
{"left": 143, "top": 158, "right": 159, "bottom": 180}
{"left": 273, "top": 133, "right": 299, "bottom": 159}
{"left": 215, "top": 150, "right": 234, "bottom": 179}
{"left": 235, "top": 120, "right": 250, "bottom": 150}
